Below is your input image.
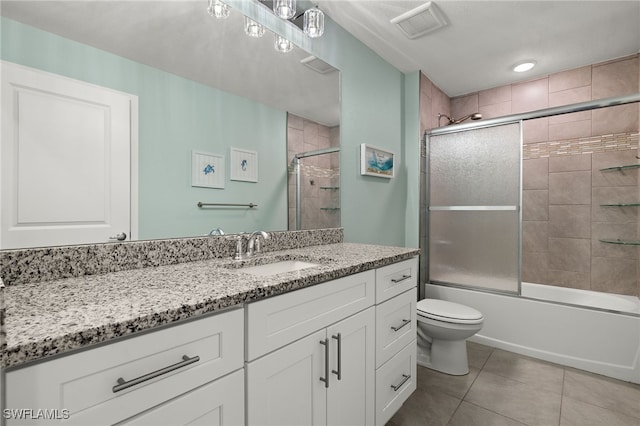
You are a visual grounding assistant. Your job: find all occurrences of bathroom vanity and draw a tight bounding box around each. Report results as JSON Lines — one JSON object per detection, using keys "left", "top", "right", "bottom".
{"left": 1, "top": 232, "right": 418, "bottom": 425}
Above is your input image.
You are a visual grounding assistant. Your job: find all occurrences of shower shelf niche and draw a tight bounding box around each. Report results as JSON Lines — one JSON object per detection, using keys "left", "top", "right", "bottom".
{"left": 320, "top": 207, "right": 340, "bottom": 211}
{"left": 600, "top": 164, "right": 640, "bottom": 172}
{"left": 320, "top": 186, "right": 339, "bottom": 190}
{"left": 600, "top": 203, "right": 640, "bottom": 207}
{"left": 599, "top": 239, "right": 640, "bottom": 246}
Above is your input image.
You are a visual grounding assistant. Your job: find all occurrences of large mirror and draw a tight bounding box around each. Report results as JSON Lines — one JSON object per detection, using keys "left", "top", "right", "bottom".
{"left": 0, "top": 0, "right": 340, "bottom": 249}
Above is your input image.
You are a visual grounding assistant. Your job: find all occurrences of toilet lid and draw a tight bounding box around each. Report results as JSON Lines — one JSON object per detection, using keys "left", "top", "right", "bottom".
{"left": 417, "top": 299, "right": 483, "bottom": 323}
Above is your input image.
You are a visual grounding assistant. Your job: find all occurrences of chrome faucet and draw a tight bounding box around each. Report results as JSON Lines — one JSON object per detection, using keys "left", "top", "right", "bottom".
{"left": 229, "top": 231, "right": 270, "bottom": 260}
{"left": 247, "top": 231, "right": 269, "bottom": 257}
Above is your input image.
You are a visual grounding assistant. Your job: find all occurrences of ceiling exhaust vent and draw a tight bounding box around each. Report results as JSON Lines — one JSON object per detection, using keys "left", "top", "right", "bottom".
{"left": 300, "top": 56, "right": 338, "bottom": 74}
{"left": 390, "top": 1, "right": 447, "bottom": 40}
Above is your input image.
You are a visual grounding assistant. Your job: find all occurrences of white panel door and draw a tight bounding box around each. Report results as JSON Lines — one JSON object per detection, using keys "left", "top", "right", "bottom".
{"left": 327, "top": 307, "right": 375, "bottom": 426}
{"left": 246, "top": 329, "right": 327, "bottom": 426}
{"left": 1, "top": 61, "right": 135, "bottom": 249}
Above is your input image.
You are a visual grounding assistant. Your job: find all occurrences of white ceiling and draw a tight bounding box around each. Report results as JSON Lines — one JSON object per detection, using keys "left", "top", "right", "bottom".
{"left": 318, "top": 0, "right": 640, "bottom": 97}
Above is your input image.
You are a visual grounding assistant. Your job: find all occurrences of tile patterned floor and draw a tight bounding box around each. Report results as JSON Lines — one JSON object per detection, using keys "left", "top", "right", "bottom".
{"left": 388, "top": 342, "right": 640, "bottom": 426}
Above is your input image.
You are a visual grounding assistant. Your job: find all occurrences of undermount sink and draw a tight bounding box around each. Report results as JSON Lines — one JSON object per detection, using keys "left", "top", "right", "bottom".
{"left": 238, "top": 260, "right": 319, "bottom": 276}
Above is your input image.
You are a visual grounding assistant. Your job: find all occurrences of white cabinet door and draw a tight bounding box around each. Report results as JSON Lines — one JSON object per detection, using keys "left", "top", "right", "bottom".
{"left": 120, "top": 369, "right": 244, "bottom": 426}
{"left": 246, "top": 329, "right": 327, "bottom": 426}
{"left": 326, "top": 307, "right": 375, "bottom": 426}
{"left": 0, "top": 61, "right": 136, "bottom": 249}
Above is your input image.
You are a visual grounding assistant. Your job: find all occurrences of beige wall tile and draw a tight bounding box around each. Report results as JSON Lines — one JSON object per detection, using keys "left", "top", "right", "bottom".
{"left": 523, "top": 117, "right": 549, "bottom": 144}
{"left": 523, "top": 158, "right": 549, "bottom": 189}
{"left": 592, "top": 223, "right": 639, "bottom": 259}
{"left": 548, "top": 237, "right": 591, "bottom": 272}
{"left": 549, "top": 154, "right": 591, "bottom": 172}
{"left": 479, "top": 85, "right": 512, "bottom": 106}
{"left": 592, "top": 186, "right": 639, "bottom": 223}
{"left": 288, "top": 113, "right": 304, "bottom": 130}
{"left": 549, "top": 205, "right": 591, "bottom": 238}
{"left": 512, "top": 78, "right": 549, "bottom": 113}
{"left": 479, "top": 101, "right": 512, "bottom": 120}
{"left": 549, "top": 66, "right": 591, "bottom": 93}
{"left": 523, "top": 190, "right": 549, "bottom": 220}
{"left": 592, "top": 150, "right": 639, "bottom": 187}
{"left": 523, "top": 221, "right": 548, "bottom": 253}
{"left": 592, "top": 103, "right": 639, "bottom": 135}
{"left": 548, "top": 86, "right": 592, "bottom": 125}
{"left": 451, "top": 93, "right": 479, "bottom": 119}
{"left": 591, "top": 256, "right": 638, "bottom": 295}
{"left": 592, "top": 56, "right": 639, "bottom": 99}
{"left": 522, "top": 251, "right": 549, "bottom": 284}
{"left": 549, "top": 119, "right": 592, "bottom": 141}
{"left": 547, "top": 269, "right": 590, "bottom": 290}
{"left": 549, "top": 171, "right": 591, "bottom": 204}
{"left": 432, "top": 85, "right": 451, "bottom": 129}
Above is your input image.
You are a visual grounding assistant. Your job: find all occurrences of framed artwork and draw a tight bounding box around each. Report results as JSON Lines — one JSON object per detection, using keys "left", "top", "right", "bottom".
{"left": 360, "top": 143, "right": 395, "bottom": 178}
{"left": 192, "top": 150, "right": 225, "bottom": 189}
{"left": 230, "top": 147, "right": 258, "bottom": 182}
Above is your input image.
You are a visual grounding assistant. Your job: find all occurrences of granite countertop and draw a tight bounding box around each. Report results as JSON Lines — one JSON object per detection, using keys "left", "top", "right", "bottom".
{"left": 2, "top": 243, "right": 419, "bottom": 369}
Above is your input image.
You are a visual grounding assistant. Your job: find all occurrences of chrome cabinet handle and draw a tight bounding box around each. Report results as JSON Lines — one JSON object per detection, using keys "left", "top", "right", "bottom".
{"left": 109, "top": 232, "right": 127, "bottom": 241}
{"left": 112, "top": 354, "right": 200, "bottom": 393}
{"left": 391, "top": 319, "right": 411, "bottom": 332}
{"left": 391, "top": 274, "right": 411, "bottom": 284}
{"left": 391, "top": 374, "right": 411, "bottom": 392}
{"left": 331, "top": 333, "right": 342, "bottom": 380}
{"left": 320, "top": 338, "right": 329, "bottom": 388}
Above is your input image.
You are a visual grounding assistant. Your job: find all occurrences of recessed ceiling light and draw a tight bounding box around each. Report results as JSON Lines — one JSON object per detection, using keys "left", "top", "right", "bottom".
{"left": 512, "top": 61, "right": 536, "bottom": 72}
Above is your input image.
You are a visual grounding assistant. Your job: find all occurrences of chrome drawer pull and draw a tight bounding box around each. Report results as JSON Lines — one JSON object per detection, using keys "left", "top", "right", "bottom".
{"left": 391, "top": 319, "right": 411, "bottom": 332}
{"left": 320, "top": 338, "right": 330, "bottom": 388}
{"left": 391, "top": 274, "right": 411, "bottom": 284}
{"left": 391, "top": 374, "right": 410, "bottom": 392}
{"left": 332, "top": 333, "right": 342, "bottom": 380}
{"left": 112, "top": 354, "right": 200, "bottom": 393}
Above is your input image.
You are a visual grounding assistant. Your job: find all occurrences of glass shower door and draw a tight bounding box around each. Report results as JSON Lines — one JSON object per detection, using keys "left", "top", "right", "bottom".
{"left": 428, "top": 122, "right": 521, "bottom": 294}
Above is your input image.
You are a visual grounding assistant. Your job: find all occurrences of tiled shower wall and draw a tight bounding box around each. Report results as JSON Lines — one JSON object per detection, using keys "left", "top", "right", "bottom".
{"left": 287, "top": 113, "right": 340, "bottom": 230}
{"left": 448, "top": 54, "right": 640, "bottom": 297}
{"left": 420, "top": 55, "right": 640, "bottom": 297}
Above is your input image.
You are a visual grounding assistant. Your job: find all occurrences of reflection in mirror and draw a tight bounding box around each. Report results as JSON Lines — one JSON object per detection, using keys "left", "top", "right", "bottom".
{"left": 0, "top": 0, "right": 340, "bottom": 249}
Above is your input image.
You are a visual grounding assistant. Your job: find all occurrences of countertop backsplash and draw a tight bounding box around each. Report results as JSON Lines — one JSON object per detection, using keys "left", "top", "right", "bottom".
{"left": 0, "top": 228, "right": 344, "bottom": 286}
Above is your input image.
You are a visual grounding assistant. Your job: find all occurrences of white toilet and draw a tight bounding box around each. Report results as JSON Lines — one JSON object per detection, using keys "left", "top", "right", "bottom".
{"left": 416, "top": 299, "right": 484, "bottom": 375}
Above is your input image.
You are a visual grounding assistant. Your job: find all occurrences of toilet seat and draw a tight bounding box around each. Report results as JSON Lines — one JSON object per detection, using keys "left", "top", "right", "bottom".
{"left": 417, "top": 299, "right": 484, "bottom": 325}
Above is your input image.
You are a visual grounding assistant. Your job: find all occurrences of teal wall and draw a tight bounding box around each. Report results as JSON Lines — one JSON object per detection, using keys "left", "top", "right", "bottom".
{"left": 2, "top": 6, "right": 422, "bottom": 248}
{"left": 1, "top": 17, "right": 287, "bottom": 239}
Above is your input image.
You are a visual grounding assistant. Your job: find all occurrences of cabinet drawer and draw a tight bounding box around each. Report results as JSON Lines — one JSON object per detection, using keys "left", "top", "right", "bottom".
{"left": 375, "top": 289, "right": 417, "bottom": 368}
{"left": 375, "top": 258, "right": 418, "bottom": 304}
{"left": 246, "top": 270, "right": 375, "bottom": 361}
{"left": 120, "top": 369, "right": 244, "bottom": 426}
{"left": 375, "top": 340, "right": 417, "bottom": 426}
{"left": 5, "top": 308, "right": 244, "bottom": 425}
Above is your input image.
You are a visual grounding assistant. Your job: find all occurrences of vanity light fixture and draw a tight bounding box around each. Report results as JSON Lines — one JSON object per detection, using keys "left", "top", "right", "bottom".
{"left": 303, "top": 6, "right": 324, "bottom": 38}
{"left": 207, "top": 0, "right": 230, "bottom": 19}
{"left": 274, "top": 34, "right": 293, "bottom": 53}
{"left": 273, "top": 0, "right": 296, "bottom": 19}
{"left": 244, "top": 16, "right": 265, "bottom": 37}
{"left": 512, "top": 60, "right": 536, "bottom": 72}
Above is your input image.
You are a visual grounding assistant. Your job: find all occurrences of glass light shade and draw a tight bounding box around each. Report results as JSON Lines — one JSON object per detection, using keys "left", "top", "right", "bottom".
{"left": 303, "top": 7, "right": 324, "bottom": 38}
{"left": 273, "top": 0, "right": 296, "bottom": 19}
{"left": 207, "top": 0, "right": 230, "bottom": 19}
{"left": 274, "top": 34, "right": 293, "bottom": 53}
{"left": 244, "top": 16, "right": 265, "bottom": 38}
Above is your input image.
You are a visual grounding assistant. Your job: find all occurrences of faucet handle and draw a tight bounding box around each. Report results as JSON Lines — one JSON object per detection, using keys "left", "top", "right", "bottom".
{"left": 225, "top": 234, "right": 245, "bottom": 260}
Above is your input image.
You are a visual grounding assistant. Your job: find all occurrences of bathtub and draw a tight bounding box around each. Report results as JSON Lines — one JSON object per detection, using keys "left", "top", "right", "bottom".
{"left": 424, "top": 282, "right": 640, "bottom": 384}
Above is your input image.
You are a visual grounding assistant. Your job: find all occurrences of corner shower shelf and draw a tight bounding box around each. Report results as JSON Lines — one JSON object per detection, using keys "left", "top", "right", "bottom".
{"left": 320, "top": 186, "right": 340, "bottom": 190}
{"left": 599, "top": 239, "right": 640, "bottom": 246}
{"left": 600, "top": 164, "right": 640, "bottom": 172}
{"left": 600, "top": 203, "right": 640, "bottom": 207}
{"left": 320, "top": 207, "right": 340, "bottom": 211}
